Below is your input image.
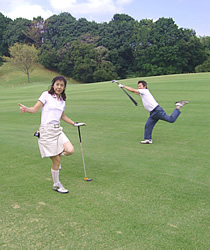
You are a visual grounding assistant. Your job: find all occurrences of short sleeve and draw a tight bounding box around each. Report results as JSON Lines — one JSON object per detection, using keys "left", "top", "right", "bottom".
{"left": 138, "top": 89, "right": 146, "bottom": 95}
{"left": 38, "top": 91, "right": 48, "bottom": 105}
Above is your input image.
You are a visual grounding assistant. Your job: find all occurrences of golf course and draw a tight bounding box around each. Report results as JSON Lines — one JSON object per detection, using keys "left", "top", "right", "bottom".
{"left": 0, "top": 63, "right": 209, "bottom": 249}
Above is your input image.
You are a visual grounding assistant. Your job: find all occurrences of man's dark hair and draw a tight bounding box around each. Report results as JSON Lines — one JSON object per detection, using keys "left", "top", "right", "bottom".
{"left": 48, "top": 76, "right": 67, "bottom": 101}
{"left": 138, "top": 80, "right": 147, "bottom": 89}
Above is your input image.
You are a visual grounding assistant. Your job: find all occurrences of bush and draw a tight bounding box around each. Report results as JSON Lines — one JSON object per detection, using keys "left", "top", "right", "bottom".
{"left": 195, "top": 58, "right": 210, "bottom": 72}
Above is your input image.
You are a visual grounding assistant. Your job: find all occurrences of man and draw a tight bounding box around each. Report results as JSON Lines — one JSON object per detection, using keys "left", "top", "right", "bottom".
{"left": 118, "top": 80, "right": 189, "bottom": 144}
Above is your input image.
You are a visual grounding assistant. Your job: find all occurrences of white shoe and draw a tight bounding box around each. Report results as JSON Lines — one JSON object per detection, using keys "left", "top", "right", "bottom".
{"left": 53, "top": 182, "right": 69, "bottom": 193}
{"left": 176, "top": 100, "right": 189, "bottom": 107}
{"left": 141, "top": 139, "right": 153, "bottom": 144}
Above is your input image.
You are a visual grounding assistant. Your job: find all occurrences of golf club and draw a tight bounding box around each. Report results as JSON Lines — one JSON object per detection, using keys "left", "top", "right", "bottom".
{"left": 77, "top": 126, "right": 93, "bottom": 182}
{"left": 112, "top": 80, "right": 138, "bottom": 106}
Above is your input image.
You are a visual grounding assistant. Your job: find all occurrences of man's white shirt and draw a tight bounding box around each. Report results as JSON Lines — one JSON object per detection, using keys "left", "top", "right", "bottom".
{"left": 138, "top": 89, "right": 158, "bottom": 112}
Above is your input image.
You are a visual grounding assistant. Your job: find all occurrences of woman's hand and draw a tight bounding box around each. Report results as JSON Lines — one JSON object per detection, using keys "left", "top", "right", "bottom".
{"left": 19, "top": 103, "right": 27, "bottom": 113}
{"left": 18, "top": 101, "right": 43, "bottom": 114}
{"left": 74, "top": 122, "right": 86, "bottom": 127}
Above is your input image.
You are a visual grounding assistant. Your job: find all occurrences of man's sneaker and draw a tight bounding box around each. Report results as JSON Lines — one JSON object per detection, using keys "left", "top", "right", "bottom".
{"left": 175, "top": 100, "right": 189, "bottom": 107}
{"left": 53, "top": 182, "right": 69, "bottom": 193}
{"left": 141, "top": 139, "right": 153, "bottom": 144}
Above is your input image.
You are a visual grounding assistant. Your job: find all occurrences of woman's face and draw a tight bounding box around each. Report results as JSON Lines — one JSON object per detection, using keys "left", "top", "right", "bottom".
{"left": 53, "top": 80, "right": 65, "bottom": 96}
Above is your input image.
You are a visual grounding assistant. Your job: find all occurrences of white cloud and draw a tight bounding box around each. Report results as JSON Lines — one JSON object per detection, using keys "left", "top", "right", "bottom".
{"left": 116, "top": 0, "right": 133, "bottom": 4}
{"left": 6, "top": 4, "right": 53, "bottom": 20}
{"left": 1, "top": 0, "right": 134, "bottom": 22}
{"left": 50, "top": 0, "right": 77, "bottom": 10}
{"left": 49, "top": 0, "right": 132, "bottom": 17}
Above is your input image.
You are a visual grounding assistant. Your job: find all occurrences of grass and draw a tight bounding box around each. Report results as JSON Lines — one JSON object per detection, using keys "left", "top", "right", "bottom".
{"left": 0, "top": 63, "right": 210, "bottom": 249}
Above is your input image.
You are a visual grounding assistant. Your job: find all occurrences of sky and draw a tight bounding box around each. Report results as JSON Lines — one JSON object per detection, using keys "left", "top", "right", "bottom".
{"left": 0, "top": 0, "right": 209, "bottom": 37}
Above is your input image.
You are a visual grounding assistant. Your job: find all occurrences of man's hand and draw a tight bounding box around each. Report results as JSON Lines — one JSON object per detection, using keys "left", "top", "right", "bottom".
{"left": 74, "top": 122, "right": 86, "bottom": 127}
{"left": 118, "top": 84, "right": 124, "bottom": 88}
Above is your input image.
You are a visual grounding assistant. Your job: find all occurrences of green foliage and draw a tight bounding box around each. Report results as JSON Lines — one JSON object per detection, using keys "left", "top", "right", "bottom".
{"left": 3, "top": 17, "right": 31, "bottom": 47}
{"left": 97, "top": 14, "right": 137, "bottom": 78}
{"left": 132, "top": 18, "right": 207, "bottom": 76}
{"left": 5, "top": 43, "right": 39, "bottom": 82}
{"left": 195, "top": 36, "right": 210, "bottom": 72}
{"left": 39, "top": 44, "right": 60, "bottom": 70}
{"left": 43, "top": 12, "right": 77, "bottom": 48}
{"left": 93, "top": 46, "right": 118, "bottom": 81}
{"left": 0, "top": 12, "right": 208, "bottom": 81}
{"left": 178, "top": 33, "right": 207, "bottom": 73}
{"left": 0, "top": 12, "right": 12, "bottom": 57}
{"left": 200, "top": 36, "right": 210, "bottom": 56}
{"left": 39, "top": 40, "right": 118, "bottom": 82}
{"left": 195, "top": 58, "right": 210, "bottom": 72}
{"left": 22, "top": 16, "right": 45, "bottom": 48}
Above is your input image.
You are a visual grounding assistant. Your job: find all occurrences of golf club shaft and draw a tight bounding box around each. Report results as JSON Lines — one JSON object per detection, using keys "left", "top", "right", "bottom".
{"left": 121, "top": 88, "right": 138, "bottom": 106}
{"left": 80, "top": 142, "right": 87, "bottom": 178}
{"left": 114, "top": 81, "right": 138, "bottom": 106}
{"left": 78, "top": 126, "right": 87, "bottom": 178}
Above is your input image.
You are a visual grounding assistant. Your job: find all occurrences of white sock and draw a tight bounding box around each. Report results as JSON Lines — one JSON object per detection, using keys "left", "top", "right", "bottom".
{"left": 51, "top": 169, "right": 59, "bottom": 185}
{"left": 59, "top": 164, "right": 61, "bottom": 170}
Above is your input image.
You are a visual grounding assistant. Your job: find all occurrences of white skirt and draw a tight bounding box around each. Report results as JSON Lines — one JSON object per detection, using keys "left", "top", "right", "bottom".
{"left": 38, "top": 125, "right": 69, "bottom": 158}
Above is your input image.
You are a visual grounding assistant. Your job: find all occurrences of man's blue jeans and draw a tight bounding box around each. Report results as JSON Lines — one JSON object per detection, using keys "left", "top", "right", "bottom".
{"left": 144, "top": 105, "right": 181, "bottom": 139}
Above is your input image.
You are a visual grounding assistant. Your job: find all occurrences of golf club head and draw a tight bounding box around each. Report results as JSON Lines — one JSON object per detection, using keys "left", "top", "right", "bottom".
{"left": 84, "top": 177, "right": 93, "bottom": 181}
{"left": 112, "top": 80, "right": 118, "bottom": 83}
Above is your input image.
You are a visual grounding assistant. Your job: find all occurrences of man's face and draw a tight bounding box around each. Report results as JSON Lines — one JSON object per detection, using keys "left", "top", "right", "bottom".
{"left": 138, "top": 83, "right": 146, "bottom": 89}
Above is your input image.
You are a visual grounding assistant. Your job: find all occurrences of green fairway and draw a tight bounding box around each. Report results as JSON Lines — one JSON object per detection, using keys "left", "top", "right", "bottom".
{"left": 0, "top": 65, "right": 209, "bottom": 249}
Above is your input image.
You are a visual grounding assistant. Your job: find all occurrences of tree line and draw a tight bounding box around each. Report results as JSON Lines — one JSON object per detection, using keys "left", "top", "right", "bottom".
{"left": 0, "top": 12, "right": 209, "bottom": 83}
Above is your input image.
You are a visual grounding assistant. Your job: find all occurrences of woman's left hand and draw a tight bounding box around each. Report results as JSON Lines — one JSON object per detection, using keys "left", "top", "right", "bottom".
{"left": 74, "top": 122, "right": 86, "bottom": 127}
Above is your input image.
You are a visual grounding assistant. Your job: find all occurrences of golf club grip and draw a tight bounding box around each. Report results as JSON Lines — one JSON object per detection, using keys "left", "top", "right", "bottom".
{"left": 122, "top": 88, "right": 138, "bottom": 106}
{"left": 78, "top": 126, "right": 82, "bottom": 143}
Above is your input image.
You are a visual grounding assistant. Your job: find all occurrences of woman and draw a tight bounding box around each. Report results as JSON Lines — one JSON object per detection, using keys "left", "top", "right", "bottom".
{"left": 19, "top": 76, "right": 86, "bottom": 193}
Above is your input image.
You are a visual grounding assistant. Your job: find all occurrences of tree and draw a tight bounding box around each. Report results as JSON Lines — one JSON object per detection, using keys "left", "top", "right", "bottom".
{"left": 1, "top": 12, "right": 208, "bottom": 81}
{"left": 43, "top": 12, "right": 77, "bottom": 49}
{"left": 195, "top": 36, "right": 210, "bottom": 72}
{"left": 93, "top": 46, "right": 118, "bottom": 81}
{"left": 131, "top": 17, "right": 206, "bottom": 76}
{"left": 37, "top": 13, "right": 208, "bottom": 80}
{"left": 67, "top": 41, "right": 96, "bottom": 82}
{"left": 4, "top": 43, "right": 39, "bottom": 82}
{"left": 22, "top": 16, "right": 45, "bottom": 48}
{"left": 177, "top": 30, "right": 207, "bottom": 73}
{"left": 97, "top": 14, "right": 137, "bottom": 78}
{"left": 0, "top": 12, "right": 12, "bottom": 64}
{"left": 39, "top": 43, "right": 60, "bottom": 71}
{"left": 131, "top": 19, "right": 154, "bottom": 75}
{"left": 195, "top": 58, "right": 210, "bottom": 72}
{"left": 56, "top": 42, "right": 118, "bottom": 82}
{"left": 3, "top": 18, "right": 31, "bottom": 47}
{"left": 147, "top": 18, "right": 183, "bottom": 75}
{"left": 200, "top": 36, "right": 210, "bottom": 57}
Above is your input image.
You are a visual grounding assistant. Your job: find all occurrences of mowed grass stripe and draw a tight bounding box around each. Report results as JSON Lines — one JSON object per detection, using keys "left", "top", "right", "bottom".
{"left": 0, "top": 65, "right": 209, "bottom": 249}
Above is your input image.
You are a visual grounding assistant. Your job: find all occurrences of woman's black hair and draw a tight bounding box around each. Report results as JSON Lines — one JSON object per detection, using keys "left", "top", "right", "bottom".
{"left": 48, "top": 76, "right": 67, "bottom": 101}
{"left": 138, "top": 80, "right": 147, "bottom": 89}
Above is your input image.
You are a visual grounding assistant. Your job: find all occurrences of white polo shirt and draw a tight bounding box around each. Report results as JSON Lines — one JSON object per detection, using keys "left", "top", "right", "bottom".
{"left": 138, "top": 89, "right": 158, "bottom": 112}
{"left": 38, "top": 91, "right": 65, "bottom": 125}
